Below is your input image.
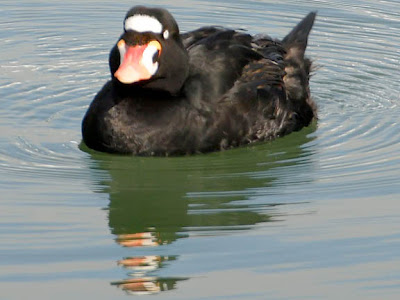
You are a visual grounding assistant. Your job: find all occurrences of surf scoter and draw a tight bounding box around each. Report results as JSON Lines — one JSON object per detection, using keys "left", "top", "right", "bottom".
{"left": 82, "top": 6, "right": 317, "bottom": 155}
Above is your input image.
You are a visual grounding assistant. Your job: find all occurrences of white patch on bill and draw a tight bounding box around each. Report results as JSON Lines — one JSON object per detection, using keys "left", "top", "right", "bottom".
{"left": 125, "top": 15, "right": 163, "bottom": 34}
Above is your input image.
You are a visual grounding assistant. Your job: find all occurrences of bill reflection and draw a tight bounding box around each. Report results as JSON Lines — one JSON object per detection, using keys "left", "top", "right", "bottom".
{"left": 113, "top": 256, "right": 182, "bottom": 295}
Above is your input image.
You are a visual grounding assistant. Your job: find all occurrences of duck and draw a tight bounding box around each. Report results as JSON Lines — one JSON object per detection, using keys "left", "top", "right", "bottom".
{"left": 82, "top": 6, "right": 317, "bottom": 156}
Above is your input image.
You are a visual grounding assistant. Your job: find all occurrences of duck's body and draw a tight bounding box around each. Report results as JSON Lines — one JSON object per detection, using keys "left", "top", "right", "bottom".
{"left": 82, "top": 6, "right": 317, "bottom": 155}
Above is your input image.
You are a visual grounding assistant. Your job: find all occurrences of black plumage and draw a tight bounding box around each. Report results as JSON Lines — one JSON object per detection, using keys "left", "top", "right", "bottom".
{"left": 82, "top": 6, "right": 317, "bottom": 155}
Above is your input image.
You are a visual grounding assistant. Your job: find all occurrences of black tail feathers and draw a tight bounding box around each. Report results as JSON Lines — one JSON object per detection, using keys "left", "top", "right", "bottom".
{"left": 282, "top": 12, "right": 317, "bottom": 60}
{"left": 281, "top": 12, "right": 317, "bottom": 123}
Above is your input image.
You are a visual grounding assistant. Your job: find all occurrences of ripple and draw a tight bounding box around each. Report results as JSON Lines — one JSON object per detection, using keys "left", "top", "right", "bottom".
{"left": 294, "top": 109, "right": 400, "bottom": 198}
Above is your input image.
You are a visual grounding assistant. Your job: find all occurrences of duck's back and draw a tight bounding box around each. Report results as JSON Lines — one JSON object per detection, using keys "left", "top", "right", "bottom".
{"left": 181, "top": 28, "right": 281, "bottom": 102}
{"left": 177, "top": 14, "right": 316, "bottom": 147}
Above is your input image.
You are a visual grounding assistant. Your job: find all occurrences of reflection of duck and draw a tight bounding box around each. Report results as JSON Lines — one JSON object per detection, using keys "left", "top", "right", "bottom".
{"left": 97, "top": 152, "right": 273, "bottom": 295}
{"left": 112, "top": 276, "right": 182, "bottom": 295}
{"left": 103, "top": 154, "right": 271, "bottom": 245}
{"left": 82, "top": 6, "right": 317, "bottom": 155}
{"left": 85, "top": 127, "right": 316, "bottom": 294}
{"left": 114, "top": 256, "right": 183, "bottom": 295}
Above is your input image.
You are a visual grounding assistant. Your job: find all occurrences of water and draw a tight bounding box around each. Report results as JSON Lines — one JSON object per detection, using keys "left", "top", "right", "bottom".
{"left": 1, "top": 0, "right": 399, "bottom": 299}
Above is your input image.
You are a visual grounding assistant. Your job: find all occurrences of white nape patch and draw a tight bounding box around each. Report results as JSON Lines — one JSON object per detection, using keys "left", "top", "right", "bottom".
{"left": 141, "top": 44, "right": 159, "bottom": 76}
{"left": 125, "top": 15, "right": 163, "bottom": 34}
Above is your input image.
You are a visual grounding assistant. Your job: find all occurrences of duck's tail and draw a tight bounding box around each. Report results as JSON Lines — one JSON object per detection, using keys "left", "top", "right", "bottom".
{"left": 281, "top": 12, "right": 317, "bottom": 125}
{"left": 282, "top": 12, "right": 316, "bottom": 62}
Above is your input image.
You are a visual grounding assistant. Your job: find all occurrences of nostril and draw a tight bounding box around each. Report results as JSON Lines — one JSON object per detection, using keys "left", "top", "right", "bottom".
{"left": 152, "top": 50, "right": 160, "bottom": 63}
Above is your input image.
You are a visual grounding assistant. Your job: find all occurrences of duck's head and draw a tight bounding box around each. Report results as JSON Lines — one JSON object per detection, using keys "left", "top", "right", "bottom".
{"left": 109, "top": 6, "right": 189, "bottom": 95}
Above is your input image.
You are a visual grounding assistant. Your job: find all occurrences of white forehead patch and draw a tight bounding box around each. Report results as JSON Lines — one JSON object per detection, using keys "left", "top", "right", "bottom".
{"left": 125, "top": 15, "right": 163, "bottom": 34}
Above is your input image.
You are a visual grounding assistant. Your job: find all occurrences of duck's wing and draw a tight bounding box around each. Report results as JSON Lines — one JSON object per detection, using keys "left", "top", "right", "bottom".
{"left": 221, "top": 12, "right": 317, "bottom": 117}
{"left": 182, "top": 11, "right": 316, "bottom": 122}
{"left": 182, "top": 27, "right": 271, "bottom": 101}
{"left": 225, "top": 12, "right": 317, "bottom": 131}
{"left": 181, "top": 26, "right": 227, "bottom": 49}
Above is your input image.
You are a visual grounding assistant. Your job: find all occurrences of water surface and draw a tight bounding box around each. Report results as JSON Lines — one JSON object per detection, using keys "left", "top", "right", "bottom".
{"left": 1, "top": 0, "right": 400, "bottom": 299}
